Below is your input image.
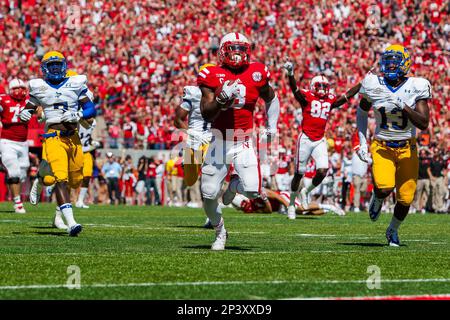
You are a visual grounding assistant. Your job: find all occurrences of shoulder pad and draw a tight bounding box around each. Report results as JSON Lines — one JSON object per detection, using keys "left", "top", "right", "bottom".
{"left": 411, "top": 77, "right": 430, "bottom": 89}
{"left": 28, "top": 78, "right": 47, "bottom": 95}
{"left": 183, "top": 86, "right": 201, "bottom": 103}
{"left": 28, "top": 78, "right": 46, "bottom": 90}
{"left": 68, "top": 74, "right": 88, "bottom": 86}
{"left": 411, "top": 77, "right": 432, "bottom": 100}
{"left": 197, "top": 66, "right": 218, "bottom": 89}
{"left": 361, "top": 73, "right": 379, "bottom": 89}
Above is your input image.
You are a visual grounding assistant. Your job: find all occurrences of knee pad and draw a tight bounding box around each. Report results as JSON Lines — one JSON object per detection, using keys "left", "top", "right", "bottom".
{"left": 200, "top": 168, "right": 221, "bottom": 200}
{"left": 43, "top": 175, "right": 56, "bottom": 186}
{"left": 68, "top": 170, "right": 83, "bottom": 189}
{"left": 6, "top": 177, "right": 20, "bottom": 184}
{"left": 397, "top": 192, "right": 415, "bottom": 206}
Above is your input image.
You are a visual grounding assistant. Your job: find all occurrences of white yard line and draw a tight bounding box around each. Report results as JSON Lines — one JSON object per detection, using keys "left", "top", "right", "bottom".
{"left": 1, "top": 278, "right": 450, "bottom": 291}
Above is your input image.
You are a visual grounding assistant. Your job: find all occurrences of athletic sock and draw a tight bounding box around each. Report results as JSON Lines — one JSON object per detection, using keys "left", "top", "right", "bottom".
{"left": 289, "top": 192, "right": 298, "bottom": 207}
{"left": 78, "top": 187, "right": 88, "bottom": 204}
{"left": 306, "top": 183, "right": 316, "bottom": 193}
{"left": 13, "top": 196, "right": 21, "bottom": 204}
{"left": 389, "top": 216, "right": 402, "bottom": 231}
{"left": 214, "top": 217, "right": 224, "bottom": 231}
{"left": 60, "top": 203, "right": 77, "bottom": 228}
{"left": 203, "top": 198, "right": 222, "bottom": 226}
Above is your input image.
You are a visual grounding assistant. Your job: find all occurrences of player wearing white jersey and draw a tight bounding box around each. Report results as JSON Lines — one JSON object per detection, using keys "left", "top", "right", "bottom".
{"left": 19, "top": 51, "right": 96, "bottom": 236}
{"left": 76, "top": 118, "right": 100, "bottom": 209}
{"left": 356, "top": 44, "right": 431, "bottom": 246}
{"left": 174, "top": 64, "right": 213, "bottom": 187}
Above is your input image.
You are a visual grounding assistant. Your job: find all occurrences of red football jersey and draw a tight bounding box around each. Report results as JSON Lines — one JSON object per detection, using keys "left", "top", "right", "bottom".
{"left": 0, "top": 94, "right": 28, "bottom": 142}
{"left": 277, "top": 154, "right": 289, "bottom": 174}
{"left": 300, "top": 89, "right": 336, "bottom": 141}
{"left": 197, "top": 62, "right": 270, "bottom": 138}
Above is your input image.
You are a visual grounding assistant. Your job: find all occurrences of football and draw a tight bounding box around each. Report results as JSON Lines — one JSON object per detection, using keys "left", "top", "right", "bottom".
{"left": 215, "top": 81, "right": 235, "bottom": 110}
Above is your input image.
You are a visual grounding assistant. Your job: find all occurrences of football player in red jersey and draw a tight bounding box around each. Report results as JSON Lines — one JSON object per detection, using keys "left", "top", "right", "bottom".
{"left": 198, "top": 32, "right": 280, "bottom": 250}
{"left": 0, "top": 79, "right": 30, "bottom": 213}
{"left": 282, "top": 62, "right": 361, "bottom": 219}
{"left": 231, "top": 188, "right": 345, "bottom": 216}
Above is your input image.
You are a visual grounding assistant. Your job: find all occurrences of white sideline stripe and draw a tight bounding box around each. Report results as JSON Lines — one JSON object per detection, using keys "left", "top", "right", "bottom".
{"left": 297, "top": 234, "right": 337, "bottom": 237}
{"left": 2, "top": 278, "right": 450, "bottom": 291}
{"left": 284, "top": 293, "right": 450, "bottom": 300}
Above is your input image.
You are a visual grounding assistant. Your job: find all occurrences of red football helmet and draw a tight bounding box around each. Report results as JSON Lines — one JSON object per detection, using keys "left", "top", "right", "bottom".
{"left": 310, "top": 75, "right": 330, "bottom": 98}
{"left": 8, "top": 79, "right": 27, "bottom": 101}
{"left": 218, "top": 32, "right": 251, "bottom": 69}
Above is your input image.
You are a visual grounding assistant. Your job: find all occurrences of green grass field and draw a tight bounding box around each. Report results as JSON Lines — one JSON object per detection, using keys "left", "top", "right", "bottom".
{"left": 0, "top": 203, "right": 449, "bottom": 300}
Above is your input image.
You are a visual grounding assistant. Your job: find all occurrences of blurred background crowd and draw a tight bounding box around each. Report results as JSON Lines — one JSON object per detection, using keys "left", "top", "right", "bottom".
{"left": 0, "top": 0, "right": 448, "bottom": 212}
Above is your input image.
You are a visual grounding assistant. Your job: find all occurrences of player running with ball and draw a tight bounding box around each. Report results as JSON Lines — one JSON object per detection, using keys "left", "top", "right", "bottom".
{"left": 356, "top": 44, "right": 431, "bottom": 246}
{"left": 198, "top": 32, "right": 280, "bottom": 250}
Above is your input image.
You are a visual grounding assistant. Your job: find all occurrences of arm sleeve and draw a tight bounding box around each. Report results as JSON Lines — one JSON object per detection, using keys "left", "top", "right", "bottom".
{"left": 265, "top": 94, "right": 280, "bottom": 131}
{"left": 80, "top": 100, "right": 97, "bottom": 118}
{"left": 356, "top": 106, "right": 369, "bottom": 146}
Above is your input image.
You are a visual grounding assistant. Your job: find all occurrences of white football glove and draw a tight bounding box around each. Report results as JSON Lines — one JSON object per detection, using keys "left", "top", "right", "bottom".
{"left": 19, "top": 109, "right": 33, "bottom": 122}
{"left": 187, "top": 129, "right": 210, "bottom": 145}
{"left": 91, "top": 141, "right": 101, "bottom": 149}
{"left": 283, "top": 62, "right": 294, "bottom": 76}
{"left": 354, "top": 144, "right": 371, "bottom": 164}
{"left": 61, "top": 110, "right": 82, "bottom": 123}
{"left": 216, "top": 80, "right": 239, "bottom": 106}
{"left": 260, "top": 128, "right": 277, "bottom": 144}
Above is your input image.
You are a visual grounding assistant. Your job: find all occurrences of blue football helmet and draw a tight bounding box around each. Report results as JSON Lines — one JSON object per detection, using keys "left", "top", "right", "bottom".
{"left": 379, "top": 44, "right": 411, "bottom": 81}
{"left": 41, "top": 51, "right": 67, "bottom": 82}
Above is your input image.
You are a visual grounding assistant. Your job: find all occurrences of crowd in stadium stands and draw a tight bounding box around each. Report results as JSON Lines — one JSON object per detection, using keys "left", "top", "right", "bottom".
{"left": 0, "top": 0, "right": 448, "bottom": 212}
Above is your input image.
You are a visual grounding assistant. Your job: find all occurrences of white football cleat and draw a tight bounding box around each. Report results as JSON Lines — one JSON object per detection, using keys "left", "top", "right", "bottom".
{"left": 53, "top": 212, "right": 68, "bottom": 230}
{"left": 287, "top": 205, "right": 296, "bottom": 220}
{"left": 333, "top": 205, "right": 346, "bottom": 216}
{"left": 14, "top": 203, "right": 26, "bottom": 214}
{"left": 68, "top": 224, "right": 83, "bottom": 237}
{"left": 75, "top": 201, "right": 89, "bottom": 209}
{"left": 222, "top": 175, "right": 239, "bottom": 206}
{"left": 30, "top": 178, "right": 42, "bottom": 205}
{"left": 211, "top": 227, "right": 228, "bottom": 251}
{"left": 300, "top": 187, "right": 310, "bottom": 210}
